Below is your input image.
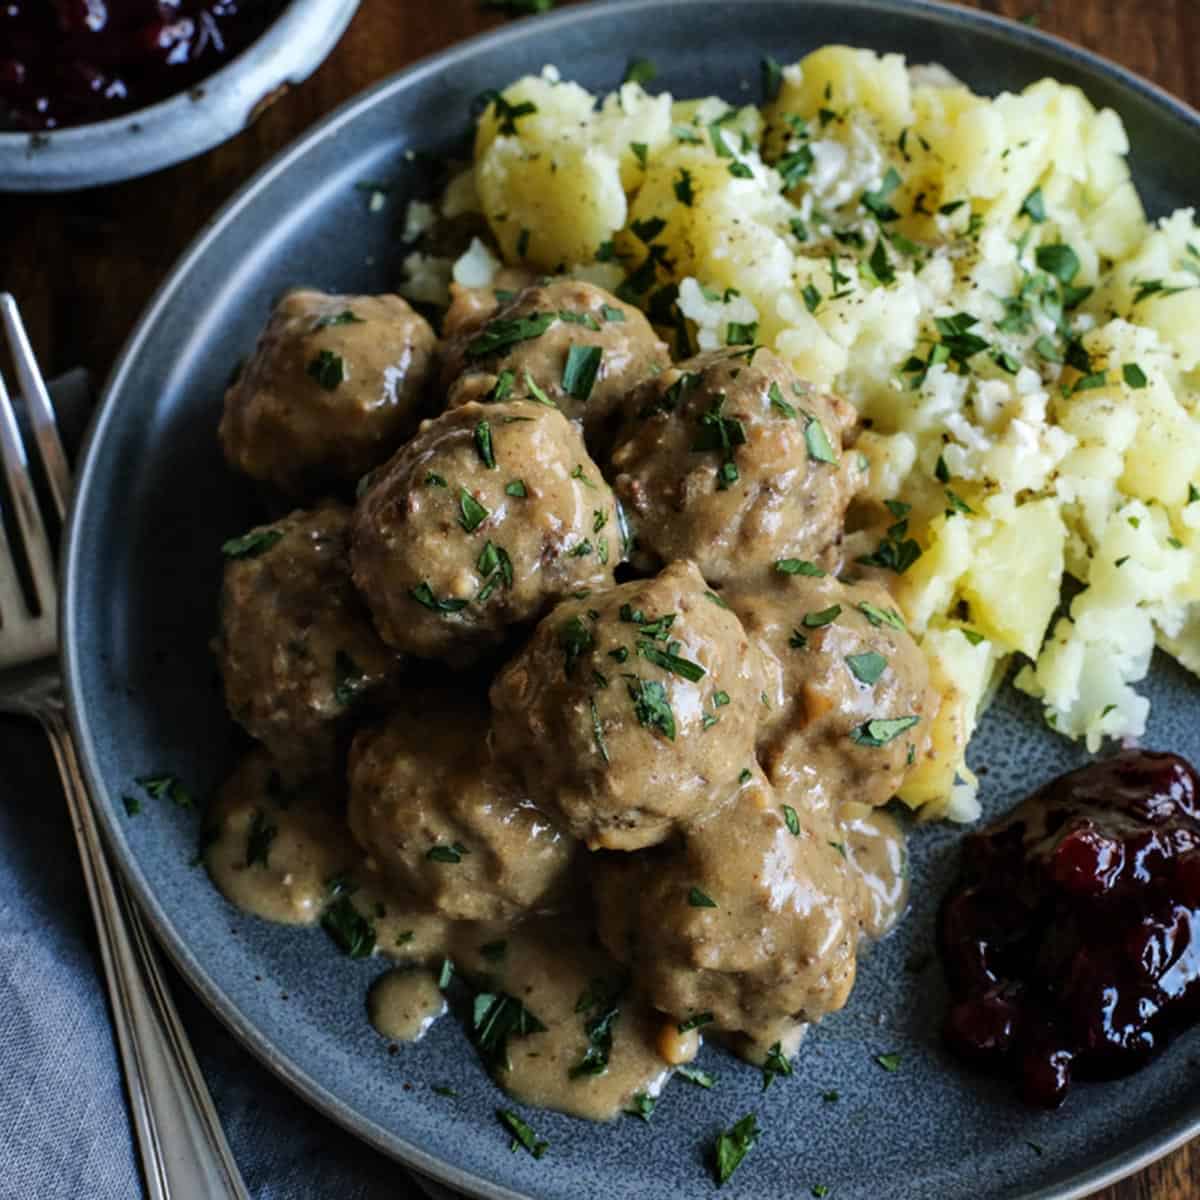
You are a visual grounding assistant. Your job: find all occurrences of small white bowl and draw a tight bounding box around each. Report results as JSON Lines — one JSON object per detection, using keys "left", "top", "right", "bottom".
{"left": 0, "top": 0, "right": 361, "bottom": 193}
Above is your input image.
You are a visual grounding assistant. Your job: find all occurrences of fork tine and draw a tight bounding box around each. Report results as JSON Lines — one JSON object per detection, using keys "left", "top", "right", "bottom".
{"left": 0, "top": 370, "right": 57, "bottom": 626}
{"left": 0, "top": 294, "right": 71, "bottom": 521}
{"left": 0, "top": 497, "right": 29, "bottom": 632}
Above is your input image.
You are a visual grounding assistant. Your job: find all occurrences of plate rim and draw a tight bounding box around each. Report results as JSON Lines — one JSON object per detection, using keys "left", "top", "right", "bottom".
{"left": 61, "top": 2, "right": 1200, "bottom": 1197}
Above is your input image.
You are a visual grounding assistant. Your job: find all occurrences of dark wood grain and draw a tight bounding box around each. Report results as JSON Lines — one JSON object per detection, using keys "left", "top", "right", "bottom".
{"left": 0, "top": 3, "right": 1193, "bottom": 1197}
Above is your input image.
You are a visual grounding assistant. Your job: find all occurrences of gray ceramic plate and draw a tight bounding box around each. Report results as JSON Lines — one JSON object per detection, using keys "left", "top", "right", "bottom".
{"left": 62, "top": 3, "right": 1200, "bottom": 1198}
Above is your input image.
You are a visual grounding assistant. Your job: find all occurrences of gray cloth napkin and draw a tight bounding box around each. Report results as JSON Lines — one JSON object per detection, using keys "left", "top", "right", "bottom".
{"left": 0, "top": 375, "right": 447, "bottom": 1200}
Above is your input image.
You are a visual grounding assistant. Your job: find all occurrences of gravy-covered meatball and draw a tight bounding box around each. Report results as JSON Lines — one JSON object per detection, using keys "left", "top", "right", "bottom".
{"left": 348, "top": 694, "right": 573, "bottom": 921}
{"left": 441, "top": 279, "right": 669, "bottom": 446}
{"left": 218, "top": 502, "right": 403, "bottom": 783}
{"left": 351, "top": 400, "right": 619, "bottom": 664}
{"left": 489, "top": 561, "right": 761, "bottom": 851}
{"left": 610, "top": 349, "right": 861, "bottom": 583}
{"left": 728, "top": 571, "right": 935, "bottom": 812}
{"left": 220, "top": 289, "right": 436, "bottom": 496}
{"left": 592, "top": 769, "right": 859, "bottom": 1046}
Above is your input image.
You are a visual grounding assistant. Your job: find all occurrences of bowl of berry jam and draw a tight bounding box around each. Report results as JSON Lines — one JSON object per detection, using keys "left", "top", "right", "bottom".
{"left": 0, "top": 0, "right": 360, "bottom": 190}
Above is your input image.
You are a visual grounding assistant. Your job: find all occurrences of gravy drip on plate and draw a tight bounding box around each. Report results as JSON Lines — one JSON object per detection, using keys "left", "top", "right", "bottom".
{"left": 206, "top": 754, "right": 909, "bottom": 1119}
{"left": 940, "top": 749, "right": 1200, "bottom": 1107}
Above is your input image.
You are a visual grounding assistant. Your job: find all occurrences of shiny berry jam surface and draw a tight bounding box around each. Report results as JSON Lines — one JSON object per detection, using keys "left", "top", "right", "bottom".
{"left": 0, "top": 0, "right": 287, "bottom": 131}
{"left": 939, "top": 749, "right": 1200, "bottom": 1108}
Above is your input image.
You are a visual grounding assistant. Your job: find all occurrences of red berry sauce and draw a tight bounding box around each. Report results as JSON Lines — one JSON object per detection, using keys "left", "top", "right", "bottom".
{"left": 0, "top": 1, "right": 286, "bottom": 131}
{"left": 939, "top": 749, "right": 1200, "bottom": 1107}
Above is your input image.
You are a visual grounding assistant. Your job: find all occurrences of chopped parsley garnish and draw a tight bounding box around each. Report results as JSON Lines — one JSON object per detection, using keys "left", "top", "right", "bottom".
{"left": 395, "top": 931, "right": 415, "bottom": 946}
{"left": 775, "top": 558, "right": 825, "bottom": 577}
{"left": 767, "top": 380, "right": 797, "bottom": 418}
{"left": 244, "top": 809, "right": 276, "bottom": 867}
{"left": 778, "top": 145, "right": 815, "bottom": 189}
{"left": 466, "top": 312, "right": 555, "bottom": 358}
{"left": 1034, "top": 335, "right": 1063, "bottom": 363}
{"left": 570, "top": 981, "right": 622, "bottom": 1078}
{"left": 601, "top": 303, "right": 626, "bottom": 322}
{"left": 677, "top": 1011, "right": 713, "bottom": 1033}
{"left": 320, "top": 879, "right": 375, "bottom": 958}
{"left": 306, "top": 349, "right": 345, "bottom": 390}
{"left": 862, "top": 167, "right": 902, "bottom": 222}
{"left": 427, "top": 842, "right": 468, "bottom": 864}
{"left": 627, "top": 678, "right": 676, "bottom": 740}
{"left": 693, "top": 395, "right": 747, "bottom": 489}
{"left": 875, "top": 1052, "right": 902, "bottom": 1072}
{"left": 713, "top": 1113, "right": 761, "bottom": 1186}
{"left": 803, "top": 604, "right": 841, "bottom": 628}
{"left": 822, "top": 1089, "right": 839, "bottom": 1102}
{"left": 432, "top": 1085, "right": 457, "bottom": 1098}
{"left": 569, "top": 539, "right": 594, "bottom": 558}
{"left": 846, "top": 651, "right": 887, "bottom": 686}
{"left": 558, "top": 309, "right": 601, "bottom": 330}
{"left": 314, "top": 309, "right": 364, "bottom": 328}
{"left": 804, "top": 414, "right": 838, "bottom": 464}
{"left": 726, "top": 320, "right": 758, "bottom": 346}
{"left": 688, "top": 887, "right": 717, "bottom": 908}
{"left": 728, "top": 161, "right": 754, "bottom": 179}
{"left": 674, "top": 167, "right": 695, "bottom": 206}
{"left": 858, "top": 601, "right": 906, "bottom": 630}
{"left": 704, "top": 590, "right": 730, "bottom": 610}
{"left": 505, "top": 478, "right": 528, "bottom": 498}
{"left": 425, "top": 472, "right": 448, "bottom": 488}
{"left": 459, "top": 488, "right": 490, "bottom": 532}
{"left": 1123, "top": 362, "right": 1149, "bottom": 389}
{"left": 781, "top": 805, "right": 801, "bottom": 836}
{"left": 497, "top": 1109, "right": 548, "bottom": 1159}
{"left": 944, "top": 488, "right": 973, "bottom": 516}
{"left": 761, "top": 55, "right": 783, "bottom": 101}
{"left": 739, "top": 767, "right": 753, "bottom": 784}
{"left": 677, "top": 1065, "right": 716, "bottom": 1088}
{"left": 221, "top": 528, "right": 282, "bottom": 559}
{"left": 1020, "top": 186, "right": 1046, "bottom": 223}
{"left": 474, "top": 420, "right": 496, "bottom": 468}
{"left": 812, "top": 1187, "right": 830, "bottom": 1198}
{"left": 410, "top": 582, "right": 468, "bottom": 614}
{"left": 488, "top": 368, "right": 516, "bottom": 404}
{"left": 789, "top": 629, "right": 807, "bottom": 650}
{"left": 761, "top": 1041, "right": 793, "bottom": 1090}
{"left": 562, "top": 344, "right": 603, "bottom": 401}
{"left": 713, "top": 690, "right": 730, "bottom": 708}
{"left": 851, "top": 716, "right": 921, "bottom": 747}
{"left": 866, "top": 238, "right": 896, "bottom": 287}
{"left": 1189, "top": 483, "right": 1200, "bottom": 505}
{"left": 856, "top": 502, "right": 922, "bottom": 574}
{"left": 333, "top": 650, "right": 368, "bottom": 707}
{"left": 570, "top": 463, "right": 596, "bottom": 488}
{"left": 623, "top": 56, "right": 656, "bottom": 86}
{"left": 802, "top": 282, "right": 822, "bottom": 313}
{"left": 558, "top": 615, "right": 594, "bottom": 676}
{"left": 474, "top": 992, "right": 548, "bottom": 1071}
{"left": 1036, "top": 243, "right": 1081, "bottom": 284}
{"left": 625, "top": 1093, "right": 656, "bottom": 1122}
{"left": 476, "top": 540, "right": 513, "bottom": 602}
{"left": 637, "top": 641, "right": 706, "bottom": 682}
{"left": 122, "top": 794, "right": 141, "bottom": 816}
{"left": 136, "top": 773, "right": 194, "bottom": 808}
{"left": 1132, "top": 278, "right": 1194, "bottom": 305}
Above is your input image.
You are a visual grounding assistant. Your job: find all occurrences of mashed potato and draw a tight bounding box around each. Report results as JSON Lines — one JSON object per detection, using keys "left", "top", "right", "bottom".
{"left": 404, "top": 47, "right": 1200, "bottom": 820}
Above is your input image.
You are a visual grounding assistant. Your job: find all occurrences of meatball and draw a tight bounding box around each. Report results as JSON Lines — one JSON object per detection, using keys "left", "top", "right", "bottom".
{"left": 610, "top": 348, "right": 861, "bottom": 584}
{"left": 351, "top": 400, "right": 620, "bottom": 664}
{"left": 218, "top": 502, "right": 403, "bottom": 783}
{"left": 592, "top": 769, "right": 859, "bottom": 1046}
{"left": 220, "top": 288, "right": 436, "bottom": 496}
{"left": 727, "top": 570, "right": 935, "bottom": 813}
{"left": 441, "top": 268, "right": 537, "bottom": 341}
{"left": 489, "top": 560, "right": 761, "bottom": 851}
{"left": 347, "top": 694, "right": 574, "bottom": 921}
{"left": 441, "top": 278, "right": 669, "bottom": 447}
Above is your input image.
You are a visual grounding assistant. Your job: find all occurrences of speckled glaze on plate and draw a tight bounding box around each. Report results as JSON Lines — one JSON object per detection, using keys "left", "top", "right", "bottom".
{"left": 62, "top": 3, "right": 1200, "bottom": 1198}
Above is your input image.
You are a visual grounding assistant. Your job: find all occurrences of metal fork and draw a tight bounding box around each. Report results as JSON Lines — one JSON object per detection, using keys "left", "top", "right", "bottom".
{"left": 0, "top": 294, "right": 251, "bottom": 1200}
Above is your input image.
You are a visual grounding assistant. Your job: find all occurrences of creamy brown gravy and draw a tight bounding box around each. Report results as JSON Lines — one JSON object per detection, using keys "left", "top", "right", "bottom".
{"left": 207, "top": 769, "right": 907, "bottom": 1120}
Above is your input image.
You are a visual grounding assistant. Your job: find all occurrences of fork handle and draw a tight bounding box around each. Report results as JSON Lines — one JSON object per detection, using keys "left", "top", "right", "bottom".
{"left": 39, "top": 704, "right": 251, "bottom": 1200}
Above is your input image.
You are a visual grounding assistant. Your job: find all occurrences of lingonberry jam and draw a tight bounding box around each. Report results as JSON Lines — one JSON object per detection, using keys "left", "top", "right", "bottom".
{"left": 0, "top": 0, "right": 287, "bottom": 131}
{"left": 939, "top": 749, "right": 1200, "bottom": 1108}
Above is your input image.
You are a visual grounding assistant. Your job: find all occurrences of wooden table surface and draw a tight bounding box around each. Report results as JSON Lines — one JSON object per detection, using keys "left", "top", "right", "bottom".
{"left": 1, "top": 2, "right": 1196, "bottom": 1197}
